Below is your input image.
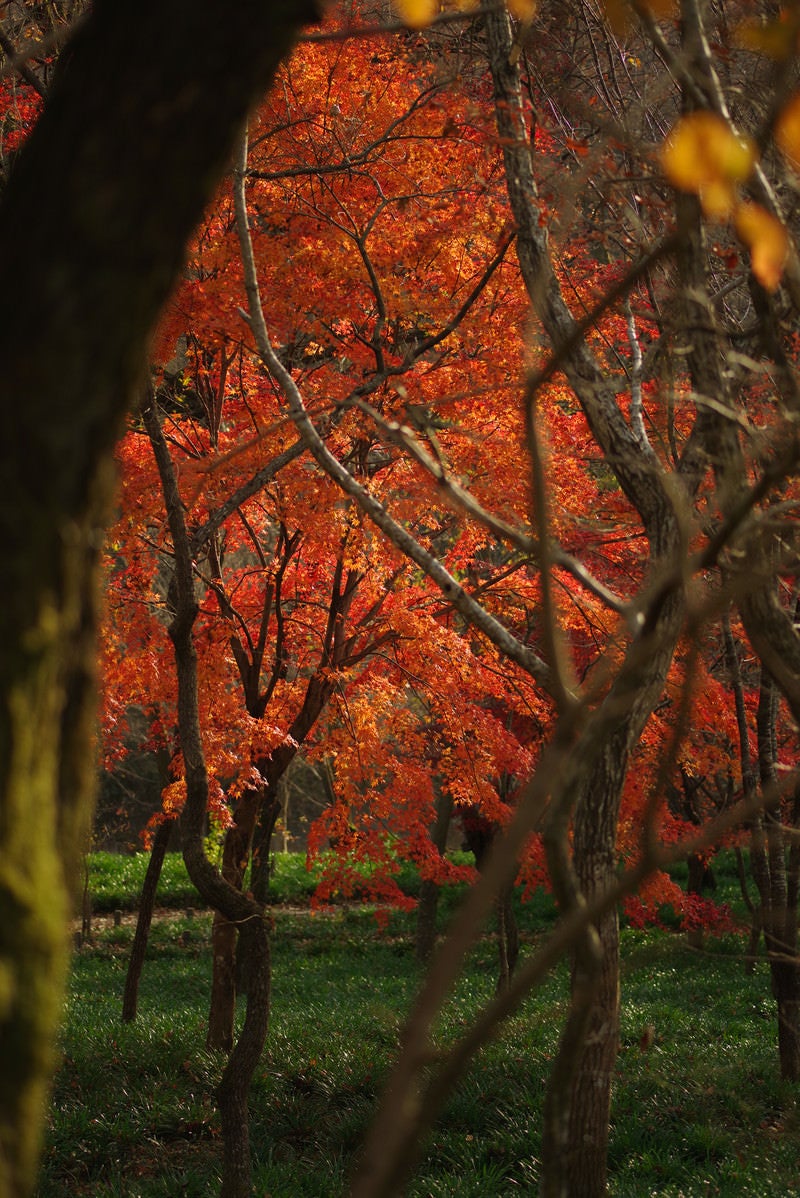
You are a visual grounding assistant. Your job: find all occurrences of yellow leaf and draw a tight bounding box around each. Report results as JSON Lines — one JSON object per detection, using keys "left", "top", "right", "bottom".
{"left": 394, "top": 0, "right": 437, "bottom": 26}
{"left": 734, "top": 202, "right": 789, "bottom": 291}
{"left": 661, "top": 112, "right": 756, "bottom": 194}
{"left": 737, "top": 17, "right": 798, "bottom": 60}
{"left": 776, "top": 92, "right": 800, "bottom": 170}
{"left": 506, "top": 0, "right": 537, "bottom": 18}
{"left": 698, "top": 179, "right": 737, "bottom": 221}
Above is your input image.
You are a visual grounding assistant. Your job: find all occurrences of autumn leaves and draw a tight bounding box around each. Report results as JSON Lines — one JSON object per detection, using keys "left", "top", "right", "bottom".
{"left": 661, "top": 110, "right": 789, "bottom": 292}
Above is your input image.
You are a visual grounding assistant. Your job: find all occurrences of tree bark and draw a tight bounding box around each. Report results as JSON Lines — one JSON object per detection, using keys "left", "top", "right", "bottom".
{"left": 207, "top": 790, "right": 261, "bottom": 1052}
{"left": 565, "top": 752, "right": 626, "bottom": 1197}
{"left": 144, "top": 389, "right": 275, "bottom": 1196}
{"left": 121, "top": 816, "right": 177, "bottom": 1023}
{"left": 754, "top": 672, "right": 800, "bottom": 1082}
{"left": 461, "top": 806, "right": 520, "bottom": 988}
{"left": 0, "top": 1, "right": 315, "bottom": 1191}
{"left": 218, "top": 914, "right": 272, "bottom": 1198}
{"left": 416, "top": 789, "right": 455, "bottom": 964}
{"left": 481, "top": 7, "right": 689, "bottom": 1191}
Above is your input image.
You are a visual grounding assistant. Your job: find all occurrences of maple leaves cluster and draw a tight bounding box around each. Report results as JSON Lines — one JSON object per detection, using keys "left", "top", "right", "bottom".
{"left": 91, "top": 0, "right": 799, "bottom": 930}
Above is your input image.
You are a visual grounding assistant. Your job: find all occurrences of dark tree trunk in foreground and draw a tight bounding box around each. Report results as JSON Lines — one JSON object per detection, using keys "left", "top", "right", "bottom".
{"left": 0, "top": 3, "right": 314, "bottom": 1191}
{"left": 122, "top": 816, "right": 177, "bottom": 1023}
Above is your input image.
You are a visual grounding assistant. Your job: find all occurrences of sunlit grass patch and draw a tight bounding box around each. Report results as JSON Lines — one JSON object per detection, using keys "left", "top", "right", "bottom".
{"left": 41, "top": 856, "right": 800, "bottom": 1196}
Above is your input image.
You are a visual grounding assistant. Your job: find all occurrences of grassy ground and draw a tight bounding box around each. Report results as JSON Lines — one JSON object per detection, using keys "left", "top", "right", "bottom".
{"left": 38, "top": 853, "right": 800, "bottom": 1196}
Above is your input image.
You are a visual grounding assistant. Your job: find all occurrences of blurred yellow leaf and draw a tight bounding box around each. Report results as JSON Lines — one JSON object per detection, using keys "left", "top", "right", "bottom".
{"left": 776, "top": 92, "right": 800, "bottom": 169}
{"left": 507, "top": 0, "right": 537, "bottom": 18}
{"left": 734, "top": 202, "right": 789, "bottom": 291}
{"left": 737, "top": 16, "right": 799, "bottom": 60}
{"left": 699, "top": 179, "right": 737, "bottom": 221}
{"left": 394, "top": 0, "right": 437, "bottom": 27}
{"left": 661, "top": 112, "right": 756, "bottom": 198}
{"left": 661, "top": 113, "right": 757, "bottom": 222}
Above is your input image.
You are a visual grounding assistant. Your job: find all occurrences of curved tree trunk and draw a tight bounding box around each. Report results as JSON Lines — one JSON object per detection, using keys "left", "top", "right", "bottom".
{"left": 145, "top": 396, "right": 275, "bottom": 1197}
{"left": 122, "top": 816, "right": 177, "bottom": 1023}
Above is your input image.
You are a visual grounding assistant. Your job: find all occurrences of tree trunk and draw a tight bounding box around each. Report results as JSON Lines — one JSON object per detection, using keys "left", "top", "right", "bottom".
{"left": 496, "top": 885, "right": 520, "bottom": 992}
{"left": 774, "top": 973, "right": 800, "bottom": 1082}
{"left": 0, "top": 512, "right": 103, "bottom": 1198}
{"left": 415, "top": 789, "right": 454, "bottom": 964}
{"left": 461, "top": 806, "right": 520, "bottom": 989}
{"left": 208, "top": 790, "right": 261, "bottom": 1051}
{"left": 0, "top": 2, "right": 315, "bottom": 1190}
{"left": 122, "top": 816, "right": 176, "bottom": 1022}
{"left": 218, "top": 913, "right": 272, "bottom": 1198}
{"left": 754, "top": 671, "right": 800, "bottom": 1082}
{"left": 480, "top": 6, "right": 688, "bottom": 1185}
{"left": 686, "top": 854, "right": 709, "bottom": 949}
{"left": 564, "top": 909, "right": 619, "bottom": 1197}
{"left": 563, "top": 745, "right": 626, "bottom": 1198}
{"left": 145, "top": 396, "right": 281, "bottom": 1197}
{"left": 250, "top": 790, "right": 283, "bottom": 907}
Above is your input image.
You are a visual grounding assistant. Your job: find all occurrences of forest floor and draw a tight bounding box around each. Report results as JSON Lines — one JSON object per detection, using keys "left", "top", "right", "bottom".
{"left": 40, "top": 853, "right": 800, "bottom": 1197}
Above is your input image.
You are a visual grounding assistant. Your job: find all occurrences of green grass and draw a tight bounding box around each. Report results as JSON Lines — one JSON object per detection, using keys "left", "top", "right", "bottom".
{"left": 87, "top": 851, "right": 204, "bottom": 913}
{"left": 38, "top": 854, "right": 800, "bottom": 1197}
{"left": 84, "top": 849, "right": 485, "bottom": 914}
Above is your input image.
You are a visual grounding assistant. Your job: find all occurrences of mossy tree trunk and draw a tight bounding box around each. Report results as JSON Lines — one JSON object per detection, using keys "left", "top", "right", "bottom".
{"left": 0, "top": 1, "right": 314, "bottom": 1192}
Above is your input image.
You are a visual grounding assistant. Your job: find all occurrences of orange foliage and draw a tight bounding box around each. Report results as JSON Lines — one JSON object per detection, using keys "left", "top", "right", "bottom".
{"left": 98, "top": 1, "right": 777, "bottom": 929}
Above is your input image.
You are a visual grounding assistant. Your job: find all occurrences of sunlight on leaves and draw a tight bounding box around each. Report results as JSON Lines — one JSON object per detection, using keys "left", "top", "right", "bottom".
{"left": 734, "top": 202, "right": 789, "bottom": 292}
{"left": 697, "top": 179, "right": 738, "bottom": 221}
